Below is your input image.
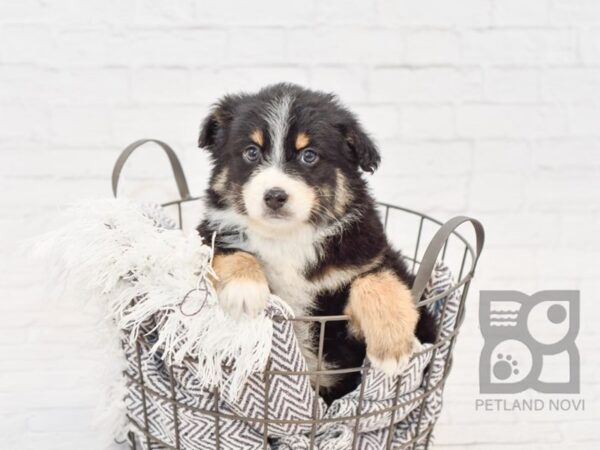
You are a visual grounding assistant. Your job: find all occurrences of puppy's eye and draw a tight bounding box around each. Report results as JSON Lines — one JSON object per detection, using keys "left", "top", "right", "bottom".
{"left": 243, "top": 145, "right": 261, "bottom": 163}
{"left": 299, "top": 148, "right": 319, "bottom": 165}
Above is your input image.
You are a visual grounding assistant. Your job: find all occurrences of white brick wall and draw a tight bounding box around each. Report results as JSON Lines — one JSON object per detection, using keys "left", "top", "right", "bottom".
{"left": 1, "top": 1, "right": 599, "bottom": 449}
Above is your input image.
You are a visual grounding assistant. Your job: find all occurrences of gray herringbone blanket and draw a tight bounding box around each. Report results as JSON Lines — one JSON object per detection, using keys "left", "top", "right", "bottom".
{"left": 125, "top": 265, "right": 458, "bottom": 450}
{"left": 122, "top": 204, "right": 460, "bottom": 449}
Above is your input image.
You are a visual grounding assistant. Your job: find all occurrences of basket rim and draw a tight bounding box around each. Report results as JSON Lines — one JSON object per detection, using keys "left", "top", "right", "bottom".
{"left": 162, "top": 196, "right": 473, "bottom": 249}
{"left": 159, "top": 196, "right": 479, "bottom": 324}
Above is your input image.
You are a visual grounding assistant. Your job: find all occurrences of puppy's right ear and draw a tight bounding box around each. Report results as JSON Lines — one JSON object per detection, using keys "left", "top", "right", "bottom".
{"left": 199, "top": 96, "right": 239, "bottom": 151}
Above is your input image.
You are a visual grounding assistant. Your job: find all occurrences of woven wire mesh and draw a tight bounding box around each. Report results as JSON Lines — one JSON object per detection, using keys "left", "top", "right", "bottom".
{"left": 123, "top": 196, "right": 479, "bottom": 450}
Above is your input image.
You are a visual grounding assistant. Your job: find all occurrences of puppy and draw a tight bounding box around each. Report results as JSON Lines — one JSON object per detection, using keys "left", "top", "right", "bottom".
{"left": 197, "top": 84, "right": 436, "bottom": 403}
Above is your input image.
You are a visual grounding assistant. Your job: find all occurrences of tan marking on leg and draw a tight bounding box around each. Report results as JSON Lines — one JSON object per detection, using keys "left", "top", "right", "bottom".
{"left": 250, "top": 128, "right": 264, "bottom": 147}
{"left": 334, "top": 169, "right": 352, "bottom": 216}
{"left": 345, "top": 270, "right": 418, "bottom": 361}
{"left": 212, "top": 251, "right": 267, "bottom": 286}
{"left": 295, "top": 132, "right": 310, "bottom": 150}
{"left": 212, "top": 167, "right": 229, "bottom": 194}
{"left": 211, "top": 251, "right": 270, "bottom": 319}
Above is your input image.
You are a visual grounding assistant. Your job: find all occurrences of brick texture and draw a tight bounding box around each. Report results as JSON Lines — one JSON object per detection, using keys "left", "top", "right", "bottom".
{"left": 1, "top": 1, "right": 599, "bottom": 449}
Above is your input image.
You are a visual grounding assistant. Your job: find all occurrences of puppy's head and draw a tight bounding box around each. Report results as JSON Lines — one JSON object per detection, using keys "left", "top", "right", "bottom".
{"left": 200, "top": 83, "right": 379, "bottom": 234}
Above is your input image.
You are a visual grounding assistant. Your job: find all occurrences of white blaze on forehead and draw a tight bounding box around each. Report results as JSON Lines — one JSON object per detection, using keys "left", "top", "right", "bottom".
{"left": 242, "top": 166, "right": 315, "bottom": 233}
{"left": 264, "top": 94, "right": 293, "bottom": 165}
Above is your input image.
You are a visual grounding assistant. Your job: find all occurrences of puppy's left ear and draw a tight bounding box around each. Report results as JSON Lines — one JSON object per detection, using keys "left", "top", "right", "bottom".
{"left": 199, "top": 95, "right": 239, "bottom": 152}
{"left": 337, "top": 120, "right": 381, "bottom": 173}
{"left": 198, "top": 111, "right": 221, "bottom": 150}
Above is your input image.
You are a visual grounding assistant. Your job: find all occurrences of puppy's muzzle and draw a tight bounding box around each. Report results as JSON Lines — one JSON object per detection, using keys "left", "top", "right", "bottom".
{"left": 263, "top": 187, "right": 288, "bottom": 211}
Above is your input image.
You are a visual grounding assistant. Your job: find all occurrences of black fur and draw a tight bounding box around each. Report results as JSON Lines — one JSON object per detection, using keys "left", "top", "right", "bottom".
{"left": 196, "top": 83, "right": 437, "bottom": 404}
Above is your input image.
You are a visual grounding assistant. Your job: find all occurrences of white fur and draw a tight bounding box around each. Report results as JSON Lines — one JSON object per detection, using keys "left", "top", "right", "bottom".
{"left": 242, "top": 166, "right": 316, "bottom": 234}
{"left": 265, "top": 94, "right": 293, "bottom": 165}
{"left": 205, "top": 205, "right": 363, "bottom": 388}
{"left": 204, "top": 204, "right": 361, "bottom": 315}
{"left": 204, "top": 203, "right": 361, "bottom": 319}
{"left": 369, "top": 354, "right": 411, "bottom": 377}
{"left": 204, "top": 202, "right": 359, "bottom": 390}
{"left": 218, "top": 278, "right": 270, "bottom": 319}
{"left": 205, "top": 205, "right": 248, "bottom": 234}
{"left": 205, "top": 206, "right": 321, "bottom": 315}
{"left": 369, "top": 338, "right": 423, "bottom": 377}
{"left": 245, "top": 224, "right": 319, "bottom": 315}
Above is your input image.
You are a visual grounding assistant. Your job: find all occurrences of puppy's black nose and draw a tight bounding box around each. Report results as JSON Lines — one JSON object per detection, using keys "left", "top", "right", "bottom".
{"left": 264, "top": 188, "right": 288, "bottom": 210}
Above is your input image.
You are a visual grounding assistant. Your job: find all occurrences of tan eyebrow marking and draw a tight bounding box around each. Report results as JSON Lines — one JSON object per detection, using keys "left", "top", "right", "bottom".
{"left": 250, "top": 128, "right": 264, "bottom": 147}
{"left": 295, "top": 132, "right": 310, "bottom": 151}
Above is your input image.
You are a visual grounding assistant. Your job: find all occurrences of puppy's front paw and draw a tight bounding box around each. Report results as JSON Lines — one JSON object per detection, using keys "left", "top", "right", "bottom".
{"left": 367, "top": 334, "right": 414, "bottom": 377}
{"left": 346, "top": 270, "right": 419, "bottom": 377}
{"left": 218, "top": 278, "right": 269, "bottom": 320}
{"left": 212, "top": 251, "right": 270, "bottom": 320}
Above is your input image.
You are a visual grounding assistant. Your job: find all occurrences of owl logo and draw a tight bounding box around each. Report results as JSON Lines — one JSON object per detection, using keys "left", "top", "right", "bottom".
{"left": 479, "top": 290, "right": 580, "bottom": 394}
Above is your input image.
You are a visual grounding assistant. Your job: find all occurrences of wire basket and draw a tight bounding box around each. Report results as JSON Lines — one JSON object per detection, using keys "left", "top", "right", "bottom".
{"left": 112, "top": 140, "right": 484, "bottom": 450}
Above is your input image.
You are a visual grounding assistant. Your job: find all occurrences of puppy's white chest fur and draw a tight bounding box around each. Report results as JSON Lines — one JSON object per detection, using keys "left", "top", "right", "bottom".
{"left": 205, "top": 210, "right": 353, "bottom": 389}
{"left": 243, "top": 225, "right": 344, "bottom": 387}
{"left": 244, "top": 225, "right": 319, "bottom": 316}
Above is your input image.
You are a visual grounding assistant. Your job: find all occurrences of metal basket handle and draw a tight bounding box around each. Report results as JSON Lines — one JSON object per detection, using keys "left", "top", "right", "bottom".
{"left": 111, "top": 142, "right": 483, "bottom": 302}
{"left": 411, "top": 216, "right": 485, "bottom": 301}
{"left": 112, "top": 139, "right": 191, "bottom": 200}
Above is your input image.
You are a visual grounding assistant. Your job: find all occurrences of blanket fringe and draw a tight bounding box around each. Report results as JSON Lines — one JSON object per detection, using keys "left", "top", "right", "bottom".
{"left": 32, "top": 199, "right": 274, "bottom": 441}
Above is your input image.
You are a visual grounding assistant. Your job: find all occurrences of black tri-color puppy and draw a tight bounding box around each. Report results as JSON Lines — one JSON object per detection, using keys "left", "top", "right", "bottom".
{"left": 197, "top": 83, "right": 436, "bottom": 403}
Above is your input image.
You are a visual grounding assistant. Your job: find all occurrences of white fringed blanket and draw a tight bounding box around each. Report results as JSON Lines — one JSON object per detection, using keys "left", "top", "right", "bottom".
{"left": 37, "top": 200, "right": 459, "bottom": 450}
